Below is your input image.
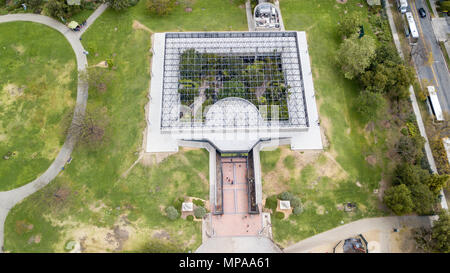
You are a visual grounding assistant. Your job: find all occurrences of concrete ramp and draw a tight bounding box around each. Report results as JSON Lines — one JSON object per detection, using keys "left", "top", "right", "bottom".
{"left": 196, "top": 236, "right": 282, "bottom": 253}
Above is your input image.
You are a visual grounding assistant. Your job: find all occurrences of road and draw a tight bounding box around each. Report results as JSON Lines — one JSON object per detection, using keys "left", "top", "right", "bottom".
{"left": 284, "top": 216, "right": 433, "bottom": 253}
{"left": 408, "top": 0, "right": 450, "bottom": 112}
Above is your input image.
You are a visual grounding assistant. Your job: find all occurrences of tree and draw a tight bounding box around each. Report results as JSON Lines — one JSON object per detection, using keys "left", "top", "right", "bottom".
{"left": 437, "top": 1, "right": 450, "bottom": 13}
{"left": 165, "top": 206, "right": 179, "bottom": 220}
{"left": 426, "top": 174, "right": 449, "bottom": 195}
{"left": 45, "top": 0, "right": 67, "bottom": 19}
{"left": 360, "top": 61, "right": 414, "bottom": 99}
{"left": 393, "top": 163, "right": 424, "bottom": 186}
{"left": 386, "top": 63, "right": 415, "bottom": 99}
{"left": 243, "top": 61, "right": 265, "bottom": 88}
{"left": 67, "top": 108, "right": 108, "bottom": 147}
{"left": 355, "top": 90, "right": 386, "bottom": 123}
{"left": 81, "top": 67, "right": 114, "bottom": 93}
{"left": 396, "top": 135, "right": 425, "bottom": 164}
{"left": 409, "top": 182, "right": 435, "bottom": 215}
{"left": 383, "top": 184, "right": 414, "bottom": 215}
{"left": 194, "top": 206, "right": 206, "bottom": 219}
{"left": 146, "top": 0, "right": 176, "bottom": 16}
{"left": 336, "top": 34, "right": 376, "bottom": 80}
{"left": 373, "top": 43, "right": 402, "bottom": 65}
{"left": 431, "top": 211, "right": 450, "bottom": 253}
{"left": 338, "top": 12, "right": 363, "bottom": 39}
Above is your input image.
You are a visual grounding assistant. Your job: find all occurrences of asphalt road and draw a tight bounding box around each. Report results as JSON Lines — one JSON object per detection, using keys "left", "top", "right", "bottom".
{"left": 408, "top": 0, "right": 450, "bottom": 112}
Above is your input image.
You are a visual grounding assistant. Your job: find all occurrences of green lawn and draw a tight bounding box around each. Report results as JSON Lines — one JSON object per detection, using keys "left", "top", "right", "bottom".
{"left": 4, "top": 0, "right": 247, "bottom": 252}
{"left": 0, "top": 22, "right": 77, "bottom": 191}
{"left": 259, "top": 0, "right": 400, "bottom": 247}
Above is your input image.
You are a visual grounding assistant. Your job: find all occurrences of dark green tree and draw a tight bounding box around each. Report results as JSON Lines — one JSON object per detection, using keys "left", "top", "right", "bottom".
{"left": 383, "top": 184, "right": 414, "bottom": 215}
{"left": 393, "top": 163, "right": 424, "bottom": 186}
{"left": 431, "top": 211, "right": 450, "bottom": 253}
{"left": 409, "top": 182, "right": 436, "bottom": 215}
{"left": 355, "top": 90, "right": 386, "bottom": 123}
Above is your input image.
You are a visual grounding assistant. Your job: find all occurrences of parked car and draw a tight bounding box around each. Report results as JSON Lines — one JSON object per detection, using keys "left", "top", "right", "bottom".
{"left": 418, "top": 7, "right": 427, "bottom": 18}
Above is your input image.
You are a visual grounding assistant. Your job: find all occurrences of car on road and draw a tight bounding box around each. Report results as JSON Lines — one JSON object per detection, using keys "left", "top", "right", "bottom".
{"left": 418, "top": 7, "right": 427, "bottom": 18}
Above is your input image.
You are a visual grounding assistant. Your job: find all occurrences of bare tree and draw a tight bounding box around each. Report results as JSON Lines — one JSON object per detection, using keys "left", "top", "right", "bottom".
{"left": 80, "top": 67, "right": 114, "bottom": 93}
{"left": 67, "top": 108, "right": 108, "bottom": 148}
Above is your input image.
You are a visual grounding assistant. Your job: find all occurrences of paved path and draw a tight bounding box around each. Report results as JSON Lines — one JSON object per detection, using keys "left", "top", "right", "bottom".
{"left": 385, "top": 0, "right": 448, "bottom": 210}
{"left": 284, "top": 216, "right": 432, "bottom": 253}
{"left": 274, "top": 0, "right": 285, "bottom": 31}
{"left": 78, "top": 3, "right": 108, "bottom": 37}
{"left": 0, "top": 7, "right": 108, "bottom": 252}
{"left": 245, "top": 1, "right": 255, "bottom": 31}
{"left": 196, "top": 236, "right": 282, "bottom": 253}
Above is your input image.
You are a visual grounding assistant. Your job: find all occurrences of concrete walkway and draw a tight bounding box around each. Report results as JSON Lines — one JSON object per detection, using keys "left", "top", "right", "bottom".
{"left": 196, "top": 236, "right": 282, "bottom": 253}
{"left": 245, "top": 1, "right": 255, "bottom": 31}
{"left": 78, "top": 3, "right": 108, "bottom": 37}
{"left": 0, "top": 8, "right": 107, "bottom": 251}
{"left": 284, "top": 216, "right": 433, "bottom": 253}
{"left": 274, "top": 0, "right": 285, "bottom": 31}
{"left": 385, "top": 1, "right": 448, "bottom": 210}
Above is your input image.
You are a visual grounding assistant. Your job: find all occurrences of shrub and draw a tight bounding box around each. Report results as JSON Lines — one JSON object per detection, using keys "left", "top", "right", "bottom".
{"left": 146, "top": 0, "right": 176, "bottom": 16}
{"left": 401, "top": 128, "right": 408, "bottom": 136}
{"left": 274, "top": 211, "right": 285, "bottom": 220}
{"left": 165, "top": 206, "right": 179, "bottom": 220}
{"left": 290, "top": 196, "right": 302, "bottom": 208}
{"left": 192, "top": 199, "right": 205, "bottom": 208}
{"left": 194, "top": 206, "right": 207, "bottom": 219}
{"left": 264, "top": 195, "right": 278, "bottom": 211}
{"left": 186, "top": 215, "right": 194, "bottom": 221}
{"left": 278, "top": 191, "right": 294, "bottom": 201}
{"left": 172, "top": 197, "right": 185, "bottom": 211}
{"left": 292, "top": 206, "right": 303, "bottom": 215}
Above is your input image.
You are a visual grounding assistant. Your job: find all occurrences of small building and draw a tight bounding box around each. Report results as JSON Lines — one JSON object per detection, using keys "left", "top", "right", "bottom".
{"left": 279, "top": 200, "right": 291, "bottom": 210}
{"left": 182, "top": 202, "right": 193, "bottom": 212}
{"left": 254, "top": 3, "right": 281, "bottom": 30}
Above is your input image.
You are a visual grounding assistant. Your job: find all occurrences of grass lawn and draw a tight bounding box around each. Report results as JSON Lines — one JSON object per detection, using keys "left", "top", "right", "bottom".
{"left": 0, "top": 22, "right": 77, "bottom": 191}
{"left": 4, "top": 0, "right": 247, "bottom": 252}
{"left": 258, "top": 0, "right": 403, "bottom": 247}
